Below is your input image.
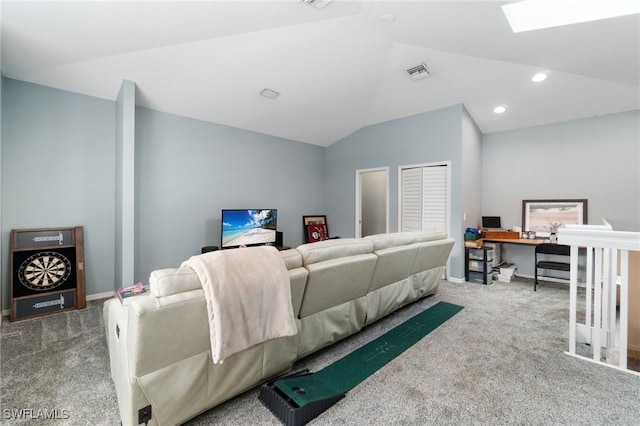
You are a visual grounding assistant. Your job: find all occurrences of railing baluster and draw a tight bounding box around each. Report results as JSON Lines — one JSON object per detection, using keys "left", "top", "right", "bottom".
{"left": 558, "top": 224, "right": 639, "bottom": 374}
{"left": 585, "top": 247, "right": 594, "bottom": 329}
{"left": 569, "top": 244, "right": 579, "bottom": 355}
{"left": 620, "top": 250, "right": 629, "bottom": 370}
{"left": 594, "top": 247, "right": 602, "bottom": 362}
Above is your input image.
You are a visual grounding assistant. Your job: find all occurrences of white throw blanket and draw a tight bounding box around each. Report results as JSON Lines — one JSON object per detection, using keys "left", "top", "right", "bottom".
{"left": 182, "top": 246, "right": 297, "bottom": 364}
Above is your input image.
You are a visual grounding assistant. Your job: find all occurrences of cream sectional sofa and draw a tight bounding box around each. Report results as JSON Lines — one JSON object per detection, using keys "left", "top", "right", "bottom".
{"left": 104, "top": 231, "right": 454, "bottom": 425}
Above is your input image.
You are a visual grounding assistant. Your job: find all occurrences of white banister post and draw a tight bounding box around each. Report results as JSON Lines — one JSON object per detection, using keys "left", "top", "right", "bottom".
{"left": 593, "top": 247, "right": 602, "bottom": 362}
{"left": 603, "top": 248, "right": 612, "bottom": 356}
{"left": 608, "top": 249, "right": 618, "bottom": 353}
{"left": 586, "top": 247, "right": 593, "bottom": 329}
{"left": 569, "top": 244, "right": 579, "bottom": 355}
{"left": 620, "top": 250, "right": 629, "bottom": 370}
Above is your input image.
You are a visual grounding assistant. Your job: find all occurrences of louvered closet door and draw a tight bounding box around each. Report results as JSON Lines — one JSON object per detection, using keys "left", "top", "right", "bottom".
{"left": 400, "top": 167, "right": 423, "bottom": 232}
{"left": 400, "top": 164, "right": 448, "bottom": 233}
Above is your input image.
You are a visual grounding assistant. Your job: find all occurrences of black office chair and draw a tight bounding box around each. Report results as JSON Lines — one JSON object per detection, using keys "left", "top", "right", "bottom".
{"left": 534, "top": 243, "right": 570, "bottom": 291}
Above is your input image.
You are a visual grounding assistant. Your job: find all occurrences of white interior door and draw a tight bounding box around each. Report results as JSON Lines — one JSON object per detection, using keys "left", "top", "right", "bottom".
{"left": 356, "top": 168, "right": 389, "bottom": 238}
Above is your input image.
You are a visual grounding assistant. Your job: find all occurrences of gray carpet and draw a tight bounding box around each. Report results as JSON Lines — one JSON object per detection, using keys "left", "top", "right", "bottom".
{"left": 2, "top": 278, "right": 639, "bottom": 425}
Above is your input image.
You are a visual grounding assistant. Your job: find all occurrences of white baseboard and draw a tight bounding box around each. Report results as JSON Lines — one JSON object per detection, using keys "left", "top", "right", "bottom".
{"left": 88, "top": 291, "right": 116, "bottom": 301}
{"left": 628, "top": 344, "right": 640, "bottom": 353}
{"left": 2, "top": 291, "right": 116, "bottom": 318}
{"left": 448, "top": 276, "right": 466, "bottom": 284}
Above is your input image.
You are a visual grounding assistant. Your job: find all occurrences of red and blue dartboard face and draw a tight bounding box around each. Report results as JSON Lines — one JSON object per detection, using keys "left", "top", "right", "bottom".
{"left": 18, "top": 251, "right": 72, "bottom": 291}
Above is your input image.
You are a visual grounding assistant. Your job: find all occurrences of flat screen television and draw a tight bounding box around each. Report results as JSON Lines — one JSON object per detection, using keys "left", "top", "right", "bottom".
{"left": 221, "top": 209, "right": 277, "bottom": 249}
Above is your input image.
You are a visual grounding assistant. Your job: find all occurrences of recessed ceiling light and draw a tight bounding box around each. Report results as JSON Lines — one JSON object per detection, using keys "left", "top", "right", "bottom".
{"left": 493, "top": 106, "right": 507, "bottom": 114}
{"left": 381, "top": 14, "right": 395, "bottom": 22}
{"left": 502, "top": 0, "right": 640, "bottom": 33}
{"left": 260, "top": 88, "right": 280, "bottom": 100}
{"left": 531, "top": 72, "right": 548, "bottom": 83}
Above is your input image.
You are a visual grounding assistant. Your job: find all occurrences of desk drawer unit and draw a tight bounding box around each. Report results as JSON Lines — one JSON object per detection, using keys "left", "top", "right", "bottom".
{"left": 465, "top": 247, "right": 494, "bottom": 285}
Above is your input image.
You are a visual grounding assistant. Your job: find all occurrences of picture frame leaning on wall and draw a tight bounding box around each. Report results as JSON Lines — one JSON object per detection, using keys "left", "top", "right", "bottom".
{"left": 522, "top": 199, "right": 587, "bottom": 238}
{"left": 303, "top": 215, "right": 328, "bottom": 243}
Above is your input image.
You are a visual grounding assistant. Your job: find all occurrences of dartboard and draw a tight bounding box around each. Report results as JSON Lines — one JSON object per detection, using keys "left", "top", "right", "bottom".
{"left": 18, "top": 251, "right": 72, "bottom": 291}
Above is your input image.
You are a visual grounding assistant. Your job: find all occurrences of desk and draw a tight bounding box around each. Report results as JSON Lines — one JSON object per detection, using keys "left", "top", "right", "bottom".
{"left": 483, "top": 238, "right": 544, "bottom": 246}
{"left": 482, "top": 238, "right": 571, "bottom": 283}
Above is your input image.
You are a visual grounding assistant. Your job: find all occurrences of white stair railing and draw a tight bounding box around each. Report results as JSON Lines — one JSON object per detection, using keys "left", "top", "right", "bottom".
{"left": 558, "top": 224, "right": 640, "bottom": 372}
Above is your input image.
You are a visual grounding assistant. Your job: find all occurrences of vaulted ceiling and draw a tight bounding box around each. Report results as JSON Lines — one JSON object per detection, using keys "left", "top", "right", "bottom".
{"left": 2, "top": 1, "right": 638, "bottom": 146}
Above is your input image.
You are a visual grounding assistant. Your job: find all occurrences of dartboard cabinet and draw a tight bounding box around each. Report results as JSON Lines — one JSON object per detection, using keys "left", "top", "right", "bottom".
{"left": 10, "top": 226, "right": 86, "bottom": 321}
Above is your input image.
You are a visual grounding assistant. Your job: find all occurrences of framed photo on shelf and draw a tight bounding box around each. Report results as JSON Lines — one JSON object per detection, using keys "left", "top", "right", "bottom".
{"left": 305, "top": 223, "right": 328, "bottom": 243}
{"left": 303, "top": 215, "right": 326, "bottom": 226}
{"left": 303, "top": 215, "right": 328, "bottom": 243}
{"left": 522, "top": 199, "right": 587, "bottom": 238}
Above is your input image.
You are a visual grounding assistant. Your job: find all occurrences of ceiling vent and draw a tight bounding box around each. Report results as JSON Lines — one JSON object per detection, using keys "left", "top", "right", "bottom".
{"left": 406, "top": 63, "right": 431, "bottom": 80}
{"left": 301, "top": 0, "right": 333, "bottom": 9}
{"left": 260, "top": 88, "right": 281, "bottom": 100}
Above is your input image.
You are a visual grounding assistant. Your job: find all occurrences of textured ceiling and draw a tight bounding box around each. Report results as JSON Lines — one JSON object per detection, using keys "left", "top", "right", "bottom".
{"left": 2, "top": 1, "right": 639, "bottom": 146}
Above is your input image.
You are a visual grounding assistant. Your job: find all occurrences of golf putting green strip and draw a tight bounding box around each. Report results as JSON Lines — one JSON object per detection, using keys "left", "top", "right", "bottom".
{"left": 274, "top": 301, "right": 463, "bottom": 407}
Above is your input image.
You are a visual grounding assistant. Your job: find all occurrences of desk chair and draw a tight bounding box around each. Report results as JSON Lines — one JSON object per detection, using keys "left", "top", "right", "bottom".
{"left": 534, "top": 243, "right": 570, "bottom": 291}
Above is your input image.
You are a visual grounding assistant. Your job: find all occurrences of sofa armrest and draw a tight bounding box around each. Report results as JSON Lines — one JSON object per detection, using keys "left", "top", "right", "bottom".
{"left": 297, "top": 238, "right": 374, "bottom": 265}
{"left": 114, "top": 289, "right": 210, "bottom": 378}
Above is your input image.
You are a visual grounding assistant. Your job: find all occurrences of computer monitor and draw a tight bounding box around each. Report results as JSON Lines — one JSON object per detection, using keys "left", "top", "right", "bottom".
{"left": 482, "top": 216, "right": 502, "bottom": 229}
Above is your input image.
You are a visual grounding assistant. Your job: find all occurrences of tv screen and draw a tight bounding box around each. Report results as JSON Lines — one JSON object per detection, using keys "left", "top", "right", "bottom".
{"left": 221, "top": 209, "right": 277, "bottom": 249}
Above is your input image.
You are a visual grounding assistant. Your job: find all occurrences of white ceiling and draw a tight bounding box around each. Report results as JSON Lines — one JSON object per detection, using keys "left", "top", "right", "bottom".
{"left": 1, "top": 1, "right": 639, "bottom": 146}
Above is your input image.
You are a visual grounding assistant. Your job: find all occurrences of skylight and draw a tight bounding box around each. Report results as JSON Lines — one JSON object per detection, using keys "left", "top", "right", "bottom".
{"left": 502, "top": 0, "right": 640, "bottom": 33}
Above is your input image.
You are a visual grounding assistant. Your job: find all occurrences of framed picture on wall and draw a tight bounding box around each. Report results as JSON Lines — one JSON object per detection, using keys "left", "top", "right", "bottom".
{"left": 522, "top": 199, "right": 588, "bottom": 238}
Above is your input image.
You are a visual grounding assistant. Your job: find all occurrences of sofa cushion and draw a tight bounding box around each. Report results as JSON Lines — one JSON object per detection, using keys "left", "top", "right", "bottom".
{"left": 298, "top": 253, "right": 377, "bottom": 318}
{"left": 367, "top": 244, "right": 419, "bottom": 292}
{"left": 365, "top": 230, "right": 446, "bottom": 250}
{"left": 410, "top": 238, "right": 456, "bottom": 275}
{"left": 150, "top": 267, "right": 202, "bottom": 298}
{"left": 297, "top": 238, "right": 374, "bottom": 266}
{"left": 365, "top": 232, "right": 420, "bottom": 250}
{"left": 279, "top": 248, "right": 303, "bottom": 270}
{"left": 412, "top": 229, "right": 448, "bottom": 242}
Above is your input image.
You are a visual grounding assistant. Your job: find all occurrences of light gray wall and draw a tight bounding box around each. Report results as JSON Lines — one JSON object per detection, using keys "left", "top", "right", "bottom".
{"left": 482, "top": 110, "right": 640, "bottom": 276}
{"left": 1, "top": 78, "right": 116, "bottom": 308}
{"left": 461, "top": 107, "right": 483, "bottom": 231}
{"left": 115, "top": 80, "right": 136, "bottom": 289}
{"left": 4, "top": 76, "right": 634, "bottom": 300}
{"left": 326, "top": 104, "right": 466, "bottom": 278}
{"left": 134, "top": 107, "right": 326, "bottom": 282}
{"left": 0, "top": 79, "right": 326, "bottom": 307}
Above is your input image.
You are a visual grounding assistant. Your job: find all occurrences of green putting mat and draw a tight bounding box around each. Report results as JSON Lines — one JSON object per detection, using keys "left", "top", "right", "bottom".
{"left": 274, "top": 301, "right": 464, "bottom": 407}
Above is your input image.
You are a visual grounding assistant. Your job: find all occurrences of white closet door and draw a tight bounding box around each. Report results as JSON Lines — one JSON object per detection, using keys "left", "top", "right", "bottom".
{"left": 400, "top": 163, "right": 449, "bottom": 233}
{"left": 421, "top": 165, "right": 447, "bottom": 231}
{"left": 400, "top": 167, "right": 423, "bottom": 232}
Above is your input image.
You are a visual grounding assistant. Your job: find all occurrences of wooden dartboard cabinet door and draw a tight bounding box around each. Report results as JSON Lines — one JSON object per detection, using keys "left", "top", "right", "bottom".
{"left": 10, "top": 226, "right": 86, "bottom": 322}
